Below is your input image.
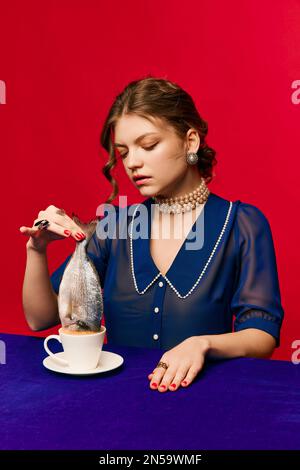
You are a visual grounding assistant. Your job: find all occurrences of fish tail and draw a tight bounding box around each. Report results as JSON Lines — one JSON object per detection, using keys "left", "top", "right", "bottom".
{"left": 71, "top": 212, "right": 98, "bottom": 242}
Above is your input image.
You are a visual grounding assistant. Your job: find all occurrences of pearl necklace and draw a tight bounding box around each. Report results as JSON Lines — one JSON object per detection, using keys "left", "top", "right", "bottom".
{"left": 152, "top": 177, "right": 210, "bottom": 214}
{"left": 129, "top": 199, "right": 234, "bottom": 298}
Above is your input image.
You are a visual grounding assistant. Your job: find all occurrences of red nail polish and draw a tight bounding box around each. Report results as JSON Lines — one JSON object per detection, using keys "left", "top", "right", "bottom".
{"left": 64, "top": 230, "right": 71, "bottom": 236}
{"left": 75, "top": 232, "right": 82, "bottom": 239}
{"left": 160, "top": 385, "right": 166, "bottom": 389}
{"left": 170, "top": 383, "right": 176, "bottom": 388}
{"left": 80, "top": 233, "right": 86, "bottom": 238}
{"left": 182, "top": 381, "right": 188, "bottom": 385}
{"left": 152, "top": 383, "right": 158, "bottom": 388}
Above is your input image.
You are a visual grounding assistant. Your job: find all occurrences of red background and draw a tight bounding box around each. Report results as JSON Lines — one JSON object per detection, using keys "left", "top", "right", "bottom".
{"left": 0, "top": 0, "right": 299, "bottom": 360}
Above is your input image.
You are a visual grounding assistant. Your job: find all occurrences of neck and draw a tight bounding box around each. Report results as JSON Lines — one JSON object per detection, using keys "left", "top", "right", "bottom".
{"left": 155, "top": 169, "right": 203, "bottom": 200}
{"left": 152, "top": 175, "right": 210, "bottom": 215}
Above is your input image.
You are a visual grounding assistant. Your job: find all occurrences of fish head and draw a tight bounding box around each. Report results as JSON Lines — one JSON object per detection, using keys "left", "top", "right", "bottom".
{"left": 62, "top": 308, "right": 101, "bottom": 332}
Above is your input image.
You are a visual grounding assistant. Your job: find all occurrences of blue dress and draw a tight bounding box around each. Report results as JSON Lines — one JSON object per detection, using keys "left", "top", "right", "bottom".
{"left": 50, "top": 192, "right": 284, "bottom": 350}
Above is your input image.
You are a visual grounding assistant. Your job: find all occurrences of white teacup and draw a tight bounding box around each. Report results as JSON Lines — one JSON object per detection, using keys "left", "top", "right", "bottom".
{"left": 43, "top": 326, "right": 106, "bottom": 371}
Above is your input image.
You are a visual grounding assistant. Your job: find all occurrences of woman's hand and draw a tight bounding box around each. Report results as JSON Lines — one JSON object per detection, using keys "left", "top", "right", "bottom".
{"left": 19, "top": 205, "right": 87, "bottom": 253}
{"left": 147, "top": 336, "right": 211, "bottom": 392}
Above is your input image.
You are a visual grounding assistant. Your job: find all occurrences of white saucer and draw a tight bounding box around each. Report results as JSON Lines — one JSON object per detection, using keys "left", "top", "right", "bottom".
{"left": 43, "top": 351, "right": 124, "bottom": 375}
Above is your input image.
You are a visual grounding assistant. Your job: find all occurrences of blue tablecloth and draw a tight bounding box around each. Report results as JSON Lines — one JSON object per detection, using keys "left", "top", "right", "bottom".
{"left": 0, "top": 333, "right": 300, "bottom": 450}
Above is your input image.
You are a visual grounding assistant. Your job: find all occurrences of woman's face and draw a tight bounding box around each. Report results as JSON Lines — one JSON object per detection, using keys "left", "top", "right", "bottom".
{"left": 114, "top": 114, "right": 197, "bottom": 198}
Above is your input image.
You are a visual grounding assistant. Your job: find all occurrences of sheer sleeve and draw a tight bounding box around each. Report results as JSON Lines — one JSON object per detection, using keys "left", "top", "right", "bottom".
{"left": 231, "top": 203, "right": 284, "bottom": 347}
{"left": 49, "top": 205, "right": 119, "bottom": 294}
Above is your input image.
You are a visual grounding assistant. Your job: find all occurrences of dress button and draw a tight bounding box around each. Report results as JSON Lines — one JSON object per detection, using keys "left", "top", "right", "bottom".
{"left": 154, "top": 307, "right": 159, "bottom": 313}
{"left": 153, "top": 334, "right": 159, "bottom": 340}
{"left": 158, "top": 281, "right": 164, "bottom": 287}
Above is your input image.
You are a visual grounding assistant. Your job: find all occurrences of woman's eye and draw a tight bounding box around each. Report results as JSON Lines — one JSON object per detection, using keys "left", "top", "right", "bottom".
{"left": 120, "top": 143, "right": 158, "bottom": 159}
{"left": 144, "top": 143, "right": 158, "bottom": 151}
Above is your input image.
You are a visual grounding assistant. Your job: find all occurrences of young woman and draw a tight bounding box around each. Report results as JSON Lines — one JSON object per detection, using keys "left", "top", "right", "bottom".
{"left": 20, "top": 77, "right": 284, "bottom": 392}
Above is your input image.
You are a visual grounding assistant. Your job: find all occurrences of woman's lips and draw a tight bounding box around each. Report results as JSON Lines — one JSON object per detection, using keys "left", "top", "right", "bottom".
{"left": 135, "top": 177, "right": 152, "bottom": 185}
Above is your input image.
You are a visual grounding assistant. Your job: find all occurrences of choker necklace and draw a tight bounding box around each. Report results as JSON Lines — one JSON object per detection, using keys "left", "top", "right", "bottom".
{"left": 153, "top": 177, "right": 210, "bottom": 214}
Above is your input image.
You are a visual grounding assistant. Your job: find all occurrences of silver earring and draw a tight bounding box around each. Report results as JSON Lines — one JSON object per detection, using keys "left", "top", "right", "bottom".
{"left": 186, "top": 152, "right": 198, "bottom": 165}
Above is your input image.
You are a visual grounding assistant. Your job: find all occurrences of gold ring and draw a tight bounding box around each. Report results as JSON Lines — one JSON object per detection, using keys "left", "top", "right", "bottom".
{"left": 33, "top": 219, "right": 50, "bottom": 230}
{"left": 156, "top": 361, "right": 168, "bottom": 370}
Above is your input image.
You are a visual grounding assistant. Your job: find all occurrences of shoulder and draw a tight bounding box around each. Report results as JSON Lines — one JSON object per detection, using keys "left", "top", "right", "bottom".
{"left": 205, "top": 192, "right": 271, "bottom": 230}
{"left": 213, "top": 192, "right": 270, "bottom": 224}
{"left": 232, "top": 200, "right": 275, "bottom": 249}
{"left": 209, "top": 192, "right": 274, "bottom": 244}
{"left": 235, "top": 201, "right": 272, "bottom": 232}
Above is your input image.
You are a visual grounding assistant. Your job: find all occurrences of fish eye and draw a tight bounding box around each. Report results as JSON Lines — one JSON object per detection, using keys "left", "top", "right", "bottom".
{"left": 76, "top": 320, "right": 90, "bottom": 330}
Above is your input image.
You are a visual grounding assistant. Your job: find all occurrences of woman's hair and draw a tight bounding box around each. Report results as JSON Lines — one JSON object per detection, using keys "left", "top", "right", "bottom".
{"left": 100, "top": 76, "right": 217, "bottom": 204}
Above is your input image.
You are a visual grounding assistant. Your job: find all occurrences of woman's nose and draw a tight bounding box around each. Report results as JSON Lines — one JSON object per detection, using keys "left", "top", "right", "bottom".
{"left": 125, "top": 151, "right": 143, "bottom": 170}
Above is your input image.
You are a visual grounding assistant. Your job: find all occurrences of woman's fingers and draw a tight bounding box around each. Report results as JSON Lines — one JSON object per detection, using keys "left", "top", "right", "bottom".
{"left": 19, "top": 224, "right": 85, "bottom": 242}
{"left": 20, "top": 204, "right": 88, "bottom": 255}
{"left": 154, "top": 366, "right": 178, "bottom": 392}
{"left": 149, "top": 366, "right": 168, "bottom": 390}
{"left": 167, "top": 366, "right": 191, "bottom": 391}
{"left": 41, "top": 209, "right": 76, "bottom": 230}
{"left": 149, "top": 363, "right": 188, "bottom": 393}
{"left": 159, "top": 366, "right": 188, "bottom": 392}
{"left": 19, "top": 225, "right": 49, "bottom": 237}
{"left": 19, "top": 222, "right": 71, "bottom": 239}
{"left": 37, "top": 207, "right": 86, "bottom": 241}
{"left": 19, "top": 226, "right": 31, "bottom": 235}
{"left": 181, "top": 361, "right": 204, "bottom": 388}
{"left": 148, "top": 362, "right": 203, "bottom": 392}
{"left": 35, "top": 219, "right": 85, "bottom": 241}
